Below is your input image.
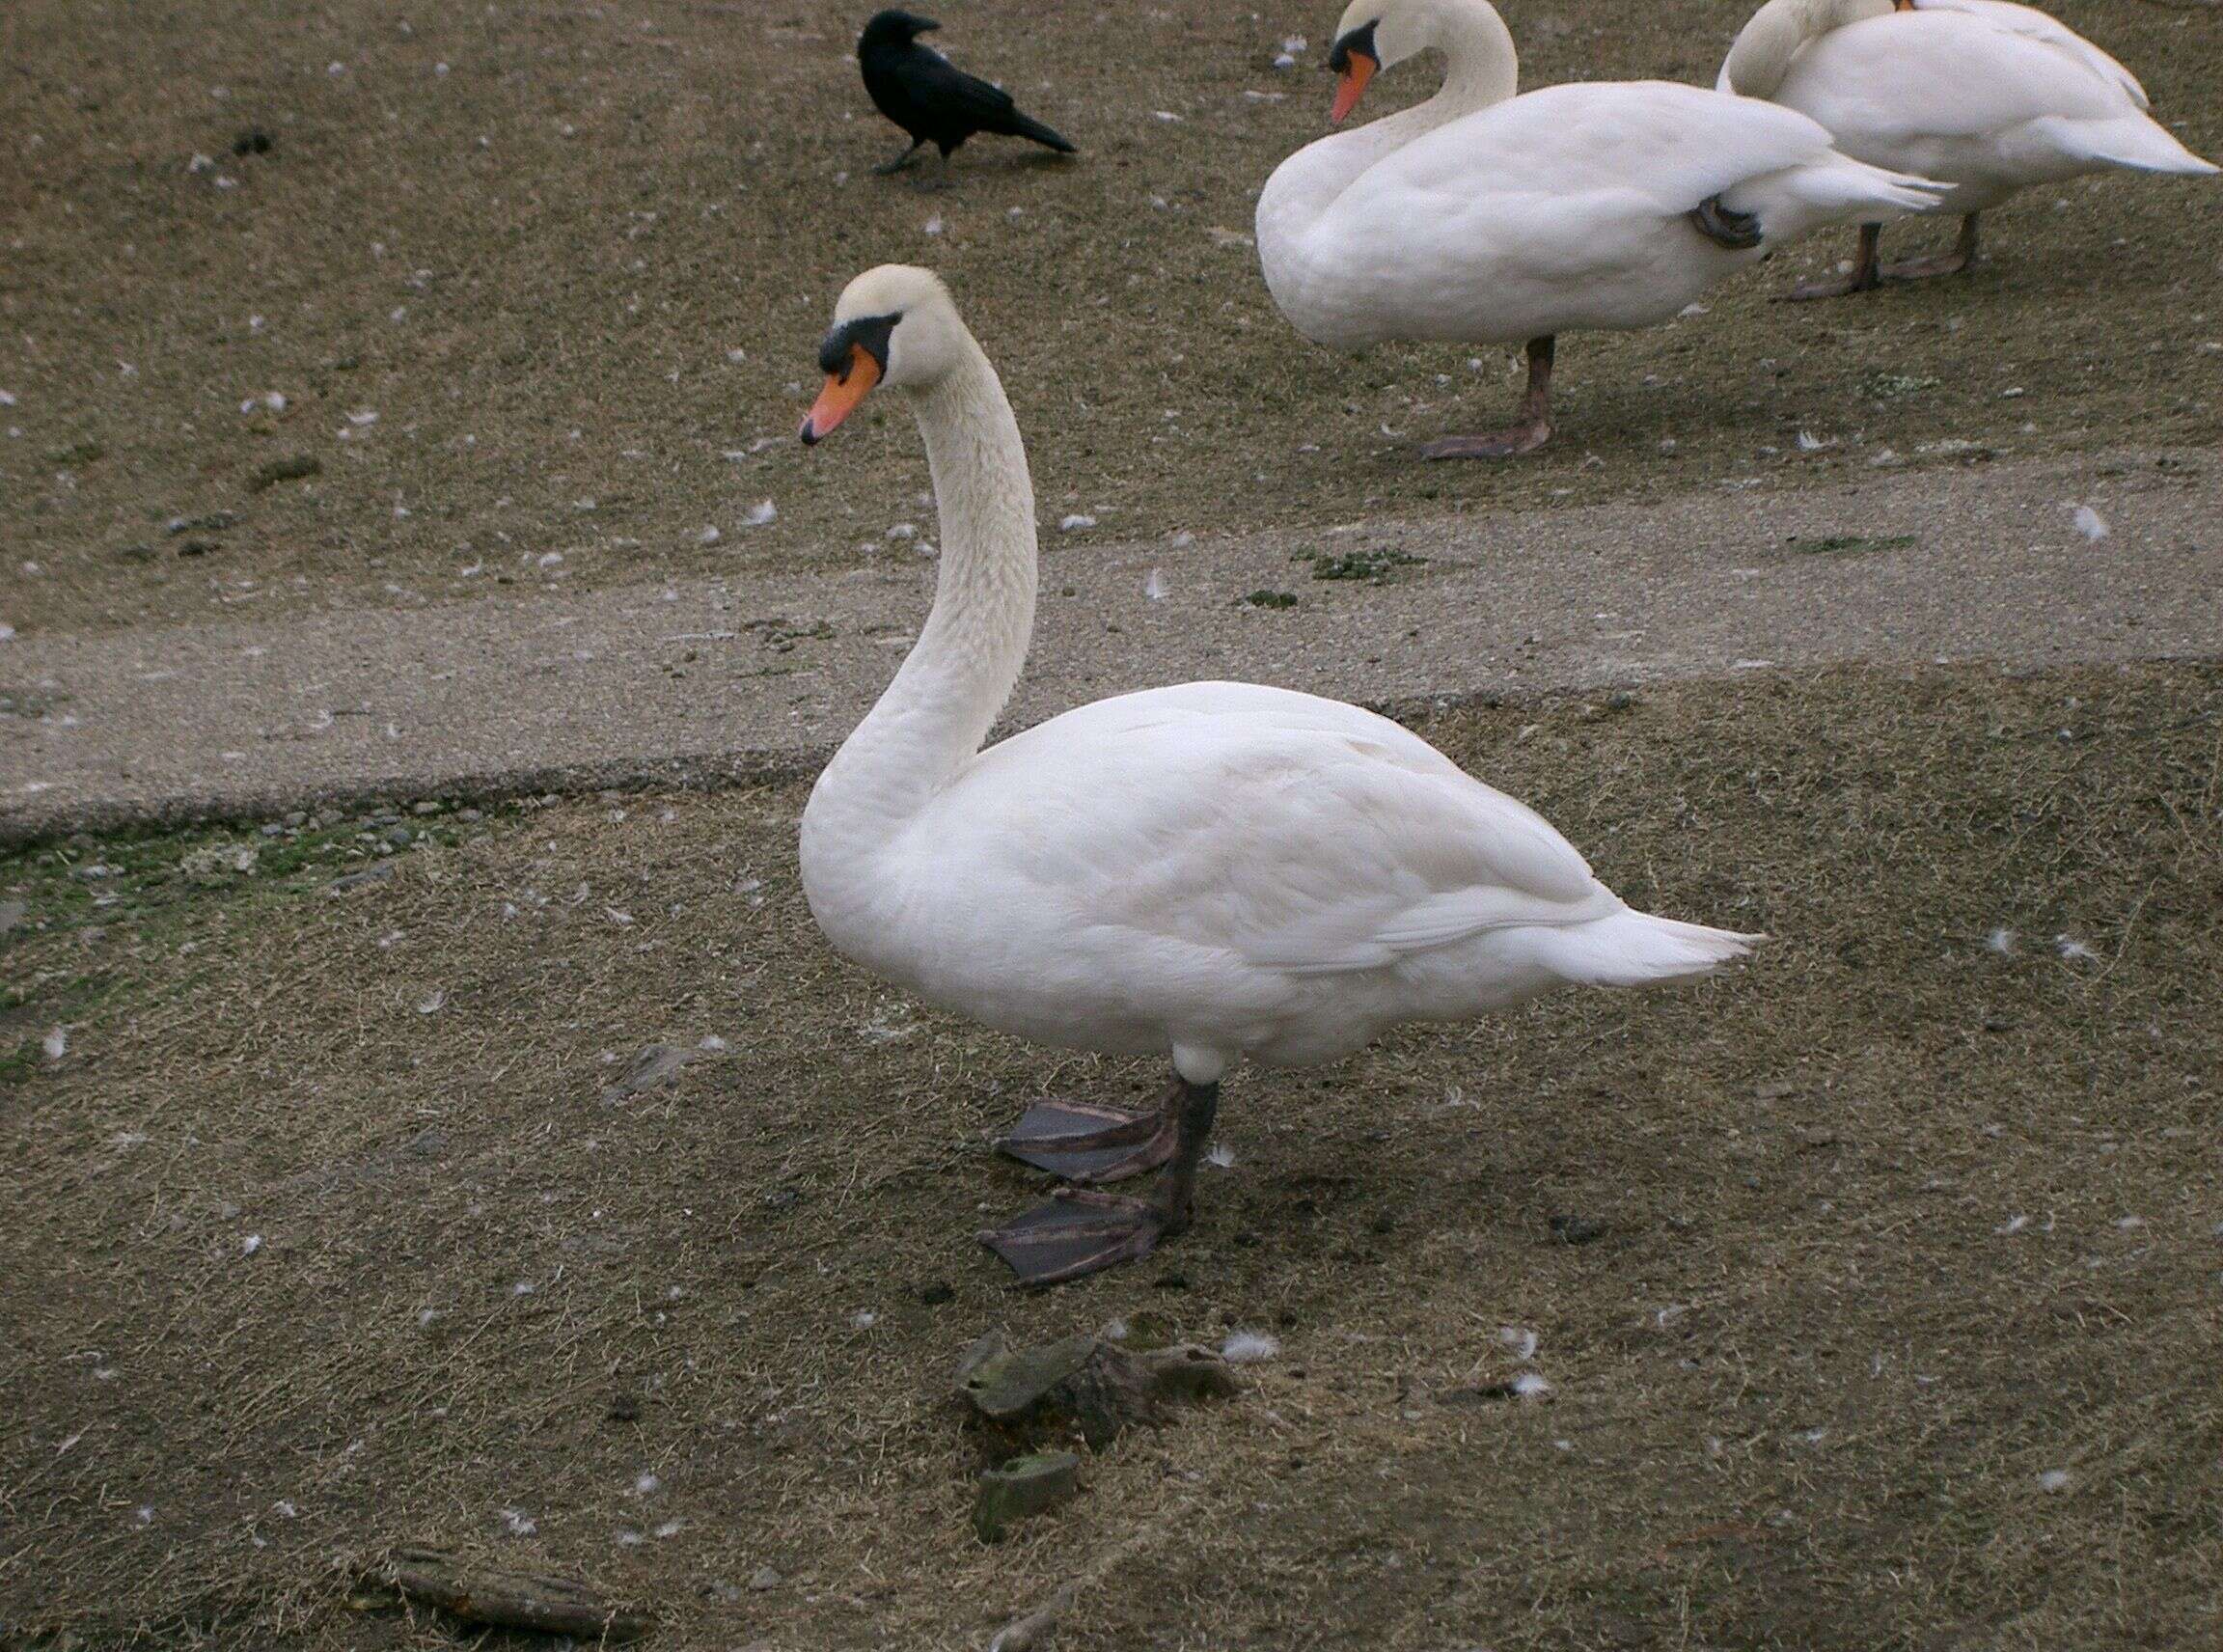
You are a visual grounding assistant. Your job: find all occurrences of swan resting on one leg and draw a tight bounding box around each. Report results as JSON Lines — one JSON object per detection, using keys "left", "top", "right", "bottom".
{"left": 1254, "top": 0, "right": 1946, "bottom": 457}
{"left": 1715, "top": 0, "right": 2217, "bottom": 300}
{"left": 796, "top": 264, "right": 1761, "bottom": 1284}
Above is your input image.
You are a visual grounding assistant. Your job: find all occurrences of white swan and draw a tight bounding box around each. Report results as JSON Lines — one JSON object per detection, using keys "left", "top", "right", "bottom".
{"left": 1718, "top": 0, "right": 2217, "bottom": 297}
{"left": 795, "top": 264, "right": 1759, "bottom": 1285}
{"left": 1255, "top": 0, "right": 1944, "bottom": 456}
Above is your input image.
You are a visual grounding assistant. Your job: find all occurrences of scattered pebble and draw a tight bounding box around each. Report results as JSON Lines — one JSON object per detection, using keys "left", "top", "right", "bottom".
{"left": 744, "top": 501, "right": 778, "bottom": 527}
{"left": 1143, "top": 567, "right": 1167, "bottom": 600}
{"left": 241, "top": 1234, "right": 263, "bottom": 1255}
{"left": 1058, "top": 513, "right": 1097, "bottom": 532}
{"left": 2038, "top": 1469, "right": 2073, "bottom": 1493}
{"left": 42, "top": 1027, "right": 68, "bottom": 1060}
{"left": 2072, "top": 505, "right": 2109, "bottom": 542}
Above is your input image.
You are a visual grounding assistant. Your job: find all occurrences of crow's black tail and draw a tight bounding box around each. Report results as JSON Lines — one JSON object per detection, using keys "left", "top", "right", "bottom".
{"left": 1005, "top": 111, "right": 1076, "bottom": 153}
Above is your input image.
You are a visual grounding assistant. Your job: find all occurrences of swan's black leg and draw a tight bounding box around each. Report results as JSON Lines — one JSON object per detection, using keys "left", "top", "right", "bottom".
{"left": 980, "top": 1078, "right": 1220, "bottom": 1286}
{"left": 1419, "top": 335, "right": 1554, "bottom": 460}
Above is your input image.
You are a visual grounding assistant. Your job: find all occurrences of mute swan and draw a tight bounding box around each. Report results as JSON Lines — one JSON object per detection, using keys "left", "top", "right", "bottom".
{"left": 1718, "top": 0, "right": 2216, "bottom": 298}
{"left": 1255, "top": 0, "right": 1945, "bottom": 456}
{"left": 795, "top": 264, "right": 1759, "bottom": 1284}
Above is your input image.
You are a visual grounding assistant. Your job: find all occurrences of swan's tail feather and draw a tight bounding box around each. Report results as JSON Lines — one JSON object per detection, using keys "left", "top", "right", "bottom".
{"left": 1728, "top": 154, "right": 1950, "bottom": 245}
{"left": 1531, "top": 910, "right": 1763, "bottom": 989}
{"left": 2024, "top": 114, "right": 2218, "bottom": 178}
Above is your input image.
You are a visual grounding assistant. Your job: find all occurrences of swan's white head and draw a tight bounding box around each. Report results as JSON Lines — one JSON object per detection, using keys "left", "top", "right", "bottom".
{"left": 800, "top": 264, "right": 968, "bottom": 445}
{"left": 1326, "top": 0, "right": 1512, "bottom": 124}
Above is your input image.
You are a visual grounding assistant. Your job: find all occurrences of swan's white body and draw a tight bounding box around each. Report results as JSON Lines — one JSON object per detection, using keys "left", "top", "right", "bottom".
{"left": 1256, "top": 0, "right": 1942, "bottom": 352}
{"left": 1717, "top": 0, "right": 2215, "bottom": 213}
{"left": 799, "top": 266, "right": 1755, "bottom": 1090}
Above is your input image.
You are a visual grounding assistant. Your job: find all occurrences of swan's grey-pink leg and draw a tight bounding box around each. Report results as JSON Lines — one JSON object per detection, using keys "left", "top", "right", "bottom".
{"left": 1418, "top": 335, "right": 1554, "bottom": 460}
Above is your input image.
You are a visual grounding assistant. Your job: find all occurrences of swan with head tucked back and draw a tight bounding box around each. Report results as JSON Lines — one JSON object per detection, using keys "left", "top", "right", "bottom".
{"left": 1718, "top": 0, "right": 2215, "bottom": 299}
{"left": 795, "top": 264, "right": 1759, "bottom": 1285}
{"left": 1254, "top": 0, "right": 1945, "bottom": 456}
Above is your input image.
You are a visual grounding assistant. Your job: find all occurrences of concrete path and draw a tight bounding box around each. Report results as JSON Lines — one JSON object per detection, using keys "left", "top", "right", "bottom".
{"left": 4, "top": 448, "right": 2216, "bottom": 840}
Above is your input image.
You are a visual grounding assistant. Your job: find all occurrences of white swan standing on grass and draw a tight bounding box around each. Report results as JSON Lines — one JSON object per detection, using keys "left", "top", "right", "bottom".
{"left": 793, "top": 264, "right": 1759, "bottom": 1285}
{"left": 1255, "top": 0, "right": 1945, "bottom": 457}
{"left": 1718, "top": 0, "right": 2217, "bottom": 298}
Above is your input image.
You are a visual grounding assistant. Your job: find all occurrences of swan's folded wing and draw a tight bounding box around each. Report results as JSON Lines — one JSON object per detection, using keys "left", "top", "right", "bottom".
{"left": 1097, "top": 724, "right": 1621, "bottom": 977}
{"left": 1920, "top": 0, "right": 2150, "bottom": 107}
{"left": 1392, "top": 81, "right": 1843, "bottom": 218}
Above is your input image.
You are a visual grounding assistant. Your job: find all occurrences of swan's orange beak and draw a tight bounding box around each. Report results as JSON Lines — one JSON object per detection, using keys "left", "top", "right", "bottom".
{"left": 800, "top": 345, "right": 882, "bottom": 445}
{"left": 1331, "top": 51, "right": 1376, "bottom": 124}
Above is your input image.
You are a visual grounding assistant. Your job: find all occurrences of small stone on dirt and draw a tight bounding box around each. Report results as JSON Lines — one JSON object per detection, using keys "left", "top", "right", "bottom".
{"left": 328, "top": 861, "right": 398, "bottom": 893}
{"left": 974, "top": 1450, "right": 1081, "bottom": 1543}
{"left": 1549, "top": 1214, "right": 1607, "bottom": 1246}
{"left": 248, "top": 454, "right": 320, "bottom": 491}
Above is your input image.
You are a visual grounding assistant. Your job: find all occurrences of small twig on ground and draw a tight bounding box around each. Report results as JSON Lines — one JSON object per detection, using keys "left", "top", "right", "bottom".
{"left": 984, "top": 1524, "right": 1165, "bottom": 1652}
{"left": 379, "top": 1544, "right": 652, "bottom": 1641}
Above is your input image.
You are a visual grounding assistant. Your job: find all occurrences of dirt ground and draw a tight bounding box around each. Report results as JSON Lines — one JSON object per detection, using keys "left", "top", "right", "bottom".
{"left": 4, "top": 663, "right": 2219, "bottom": 1650}
{"left": 2, "top": 0, "right": 2218, "bottom": 635}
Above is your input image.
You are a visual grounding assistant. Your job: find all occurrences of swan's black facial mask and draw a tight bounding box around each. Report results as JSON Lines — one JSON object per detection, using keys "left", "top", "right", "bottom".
{"left": 802, "top": 312, "right": 899, "bottom": 445}
{"left": 1326, "top": 19, "right": 1380, "bottom": 76}
{"left": 1328, "top": 20, "right": 1381, "bottom": 124}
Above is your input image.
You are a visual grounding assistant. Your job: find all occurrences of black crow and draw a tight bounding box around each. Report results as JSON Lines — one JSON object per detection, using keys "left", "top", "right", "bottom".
{"left": 857, "top": 11, "right": 1076, "bottom": 179}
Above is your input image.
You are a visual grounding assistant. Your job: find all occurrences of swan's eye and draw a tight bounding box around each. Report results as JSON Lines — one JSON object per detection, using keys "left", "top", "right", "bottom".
{"left": 1326, "top": 18, "right": 1380, "bottom": 75}
{"left": 816, "top": 312, "right": 899, "bottom": 380}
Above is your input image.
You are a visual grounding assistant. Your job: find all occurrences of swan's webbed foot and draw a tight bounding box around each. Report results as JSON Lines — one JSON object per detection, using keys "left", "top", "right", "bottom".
{"left": 1419, "top": 421, "right": 1551, "bottom": 460}
{"left": 977, "top": 1188, "right": 1180, "bottom": 1286}
{"left": 982, "top": 1075, "right": 1219, "bottom": 1286}
{"left": 1879, "top": 251, "right": 1971, "bottom": 281}
{"left": 1785, "top": 266, "right": 1882, "bottom": 301}
{"left": 994, "top": 1094, "right": 1180, "bottom": 1184}
{"left": 1791, "top": 215, "right": 1975, "bottom": 298}
{"left": 1881, "top": 213, "right": 1979, "bottom": 283}
{"left": 1690, "top": 193, "right": 1763, "bottom": 250}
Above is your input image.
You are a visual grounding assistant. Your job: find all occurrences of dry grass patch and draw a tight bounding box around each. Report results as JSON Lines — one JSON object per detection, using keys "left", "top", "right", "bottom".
{"left": 2, "top": 661, "right": 2218, "bottom": 1648}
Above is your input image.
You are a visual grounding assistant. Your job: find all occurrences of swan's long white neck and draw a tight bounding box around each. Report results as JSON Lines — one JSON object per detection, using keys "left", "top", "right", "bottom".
{"left": 1257, "top": 0, "right": 1519, "bottom": 293}
{"left": 1720, "top": 0, "right": 1892, "bottom": 97}
{"left": 804, "top": 336, "right": 1037, "bottom": 863}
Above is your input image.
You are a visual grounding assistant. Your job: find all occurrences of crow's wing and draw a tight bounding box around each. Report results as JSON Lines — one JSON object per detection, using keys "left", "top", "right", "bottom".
{"left": 903, "top": 48, "right": 1023, "bottom": 131}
